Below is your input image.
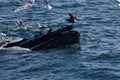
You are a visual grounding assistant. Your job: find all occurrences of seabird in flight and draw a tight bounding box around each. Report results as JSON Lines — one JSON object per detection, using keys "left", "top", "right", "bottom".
{"left": 116, "top": 0, "right": 120, "bottom": 6}
{"left": 44, "top": 0, "right": 52, "bottom": 11}
{"left": 16, "top": 18, "right": 32, "bottom": 27}
{"left": 66, "top": 13, "right": 79, "bottom": 24}
{"left": 14, "top": 0, "right": 35, "bottom": 12}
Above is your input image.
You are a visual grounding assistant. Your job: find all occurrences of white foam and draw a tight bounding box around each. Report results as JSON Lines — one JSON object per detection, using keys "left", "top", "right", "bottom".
{"left": 7, "top": 46, "right": 31, "bottom": 51}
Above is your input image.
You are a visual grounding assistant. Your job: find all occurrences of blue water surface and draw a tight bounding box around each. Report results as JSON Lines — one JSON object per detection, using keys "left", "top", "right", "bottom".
{"left": 0, "top": 0, "right": 120, "bottom": 80}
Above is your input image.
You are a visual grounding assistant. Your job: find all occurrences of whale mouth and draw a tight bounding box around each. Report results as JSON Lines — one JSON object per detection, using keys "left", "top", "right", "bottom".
{"left": 0, "top": 46, "right": 31, "bottom": 54}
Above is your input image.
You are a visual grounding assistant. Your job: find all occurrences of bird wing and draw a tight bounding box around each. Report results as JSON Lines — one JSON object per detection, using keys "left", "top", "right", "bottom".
{"left": 16, "top": 18, "right": 32, "bottom": 27}
{"left": 22, "top": 18, "right": 32, "bottom": 23}
{"left": 44, "top": 0, "right": 50, "bottom": 4}
{"left": 14, "top": 0, "right": 35, "bottom": 12}
{"left": 70, "top": 13, "right": 80, "bottom": 19}
{"left": 29, "top": 0, "right": 35, "bottom": 4}
{"left": 69, "top": 13, "right": 77, "bottom": 19}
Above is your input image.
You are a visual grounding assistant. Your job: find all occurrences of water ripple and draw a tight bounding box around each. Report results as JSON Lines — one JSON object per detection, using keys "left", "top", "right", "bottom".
{"left": 0, "top": 0, "right": 120, "bottom": 80}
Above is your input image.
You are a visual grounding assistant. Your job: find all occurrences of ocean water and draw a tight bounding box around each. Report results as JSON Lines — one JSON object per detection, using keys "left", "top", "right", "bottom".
{"left": 0, "top": 0, "right": 120, "bottom": 80}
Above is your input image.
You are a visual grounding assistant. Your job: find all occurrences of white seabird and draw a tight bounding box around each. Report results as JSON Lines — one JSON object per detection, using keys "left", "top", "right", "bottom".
{"left": 37, "top": 23, "right": 49, "bottom": 30}
{"left": 14, "top": 0, "right": 52, "bottom": 12}
{"left": 14, "top": 0, "right": 35, "bottom": 12}
{"left": 116, "top": 0, "right": 120, "bottom": 6}
{"left": 0, "top": 32, "right": 7, "bottom": 42}
{"left": 36, "top": 23, "right": 50, "bottom": 34}
{"left": 0, "top": 32, "right": 6, "bottom": 37}
{"left": 44, "top": 0, "right": 52, "bottom": 11}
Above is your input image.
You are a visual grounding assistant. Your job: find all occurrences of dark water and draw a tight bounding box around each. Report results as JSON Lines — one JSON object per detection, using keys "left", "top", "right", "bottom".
{"left": 0, "top": 0, "right": 120, "bottom": 80}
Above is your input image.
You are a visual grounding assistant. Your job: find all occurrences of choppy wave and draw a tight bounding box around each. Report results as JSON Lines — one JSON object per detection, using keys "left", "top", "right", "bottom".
{"left": 0, "top": 0, "right": 120, "bottom": 80}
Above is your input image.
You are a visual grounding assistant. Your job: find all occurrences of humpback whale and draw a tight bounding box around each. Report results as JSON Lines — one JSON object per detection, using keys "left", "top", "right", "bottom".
{"left": 3, "top": 25, "right": 80, "bottom": 50}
